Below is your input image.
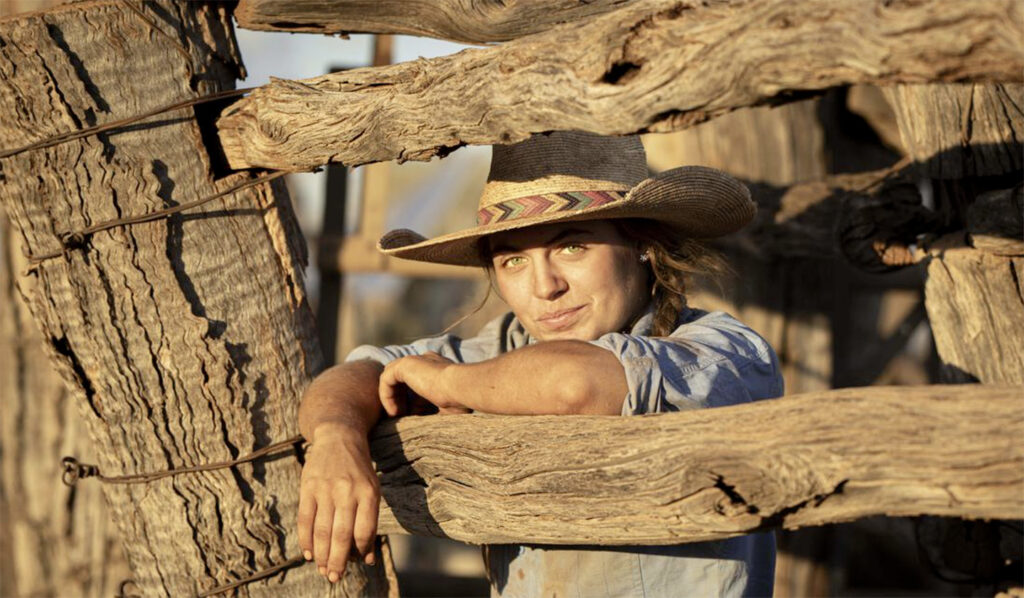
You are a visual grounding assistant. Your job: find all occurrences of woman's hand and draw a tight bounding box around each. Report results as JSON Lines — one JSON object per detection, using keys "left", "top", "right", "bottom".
{"left": 297, "top": 423, "right": 380, "bottom": 583}
{"left": 378, "top": 352, "right": 472, "bottom": 416}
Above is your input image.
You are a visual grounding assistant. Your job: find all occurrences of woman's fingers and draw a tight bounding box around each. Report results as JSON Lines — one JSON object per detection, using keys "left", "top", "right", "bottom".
{"left": 312, "top": 490, "right": 334, "bottom": 573}
{"left": 298, "top": 430, "right": 380, "bottom": 583}
{"left": 297, "top": 483, "right": 317, "bottom": 561}
{"left": 378, "top": 362, "right": 403, "bottom": 417}
{"left": 353, "top": 488, "right": 380, "bottom": 565}
{"left": 326, "top": 494, "right": 358, "bottom": 582}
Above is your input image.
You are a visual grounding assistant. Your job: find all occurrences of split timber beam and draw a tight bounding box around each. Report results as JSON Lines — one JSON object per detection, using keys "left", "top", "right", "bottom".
{"left": 371, "top": 384, "right": 1024, "bottom": 545}
{"left": 234, "top": 0, "right": 639, "bottom": 43}
{"left": 217, "top": 0, "right": 1024, "bottom": 172}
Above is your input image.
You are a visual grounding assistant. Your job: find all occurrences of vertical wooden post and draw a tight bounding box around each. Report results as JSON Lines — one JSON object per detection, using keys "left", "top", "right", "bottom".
{"left": 0, "top": 2, "right": 394, "bottom": 595}
{"left": 884, "top": 82, "right": 1024, "bottom": 590}
{"left": 332, "top": 34, "right": 393, "bottom": 361}
{"left": 884, "top": 83, "right": 1024, "bottom": 384}
{"left": 1, "top": 212, "right": 132, "bottom": 597}
{"left": 0, "top": 5, "right": 130, "bottom": 597}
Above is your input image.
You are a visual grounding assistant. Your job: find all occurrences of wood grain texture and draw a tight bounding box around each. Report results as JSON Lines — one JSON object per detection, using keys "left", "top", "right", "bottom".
{"left": 370, "top": 385, "right": 1024, "bottom": 545}
{"left": 1, "top": 213, "right": 131, "bottom": 598}
{"left": 0, "top": 2, "right": 393, "bottom": 595}
{"left": 234, "top": 0, "right": 637, "bottom": 42}
{"left": 925, "top": 246, "right": 1024, "bottom": 384}
{"left": 0, "top": 5, "right": 124, "bottom": 596}
{"left": 884, "top": 84, "right": 1024, "bottom": 179}
{"left": 217, "top": 0, "right": 1024, "bottom": 171}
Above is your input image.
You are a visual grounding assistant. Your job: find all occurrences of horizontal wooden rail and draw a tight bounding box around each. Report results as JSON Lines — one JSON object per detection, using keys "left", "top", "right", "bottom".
{"left": 234, "top": 0, "right": 635, "bottom": 42}
{"left": 217, "top": 0, "right": 1024, "bottom": 171}
{"left": 370, "top": 384, "right": 1023, "bottom": 545}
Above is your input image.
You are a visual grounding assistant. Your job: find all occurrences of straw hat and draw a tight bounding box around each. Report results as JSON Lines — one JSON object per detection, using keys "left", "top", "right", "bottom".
{"left": 378, "top": 131, "right": 755, "bottom": 266}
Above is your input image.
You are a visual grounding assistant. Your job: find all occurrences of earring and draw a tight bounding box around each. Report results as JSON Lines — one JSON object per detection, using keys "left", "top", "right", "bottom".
{"left": 639, "top": 252, "right": 649, "bottom": 263}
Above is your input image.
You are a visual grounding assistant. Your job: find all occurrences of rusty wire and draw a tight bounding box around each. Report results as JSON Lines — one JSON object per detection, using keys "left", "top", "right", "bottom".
{"left": 25, "top": 170, "right": 292, "bottom": 265}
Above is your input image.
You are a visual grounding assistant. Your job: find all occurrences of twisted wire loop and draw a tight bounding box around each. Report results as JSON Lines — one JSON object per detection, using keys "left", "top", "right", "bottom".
{"left": 67, "top": 435, "right": 312, "bottom": 594}
{"left": 116, "top": 579, "right": 142, "bottom": 598}
{"left": 25, "top": 169, "right": 292, "bottom": 266}
{"left": 60, "top": 433, "right": 306, "bottom": 487}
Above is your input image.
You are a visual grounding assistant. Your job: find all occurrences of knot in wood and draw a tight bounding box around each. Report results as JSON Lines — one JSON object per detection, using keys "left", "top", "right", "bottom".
{"left": 61, "top": 456, "right": 100, "bottom": 486}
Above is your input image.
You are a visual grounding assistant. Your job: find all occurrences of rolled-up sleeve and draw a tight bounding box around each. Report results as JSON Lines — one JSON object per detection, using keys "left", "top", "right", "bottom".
{"left": 590, "top": 312, "right": 783, "bottom": 416}
{"left": 344, "top": 312, "right": 510, "bottom": 367}
{"left": 345, "top": 336, "right": 458, "bottom": 367}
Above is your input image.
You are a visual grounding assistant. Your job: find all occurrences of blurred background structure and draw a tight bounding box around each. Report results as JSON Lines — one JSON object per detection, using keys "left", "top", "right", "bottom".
{"left": 1, "top": 1, "right": 1021, "bottom": 597}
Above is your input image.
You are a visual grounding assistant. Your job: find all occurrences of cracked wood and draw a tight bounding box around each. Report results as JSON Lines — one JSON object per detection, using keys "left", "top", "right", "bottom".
{"left": 0, "top": 1, "right": 393, "bottom": 595}
{"left": 370, "top": 385, "right": 1024, "bottom": 545}
{"left": 217, "top": 0, "right": 1024, "bottom": 171}
{"left": 234, "top": 0, "right": 638, "bottom": 42}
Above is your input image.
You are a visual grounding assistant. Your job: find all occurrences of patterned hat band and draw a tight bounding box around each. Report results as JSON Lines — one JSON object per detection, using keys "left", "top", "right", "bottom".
{"left": 476, "top": 190, "right": 627, "bottom": 225}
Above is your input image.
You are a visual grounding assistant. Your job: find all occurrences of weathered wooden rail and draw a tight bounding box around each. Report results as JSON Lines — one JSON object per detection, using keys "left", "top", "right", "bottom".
{"left": 217, "top": 0, "right": 1024, "bottom": 171}
{"left": 371, "top": 384, "right": 1024, "bottom": 545}
{"left": 234, "top": 0, "right": 636, "bottom": 42}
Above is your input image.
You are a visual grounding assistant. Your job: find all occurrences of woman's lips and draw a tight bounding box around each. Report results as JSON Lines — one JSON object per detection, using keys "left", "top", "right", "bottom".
{"left": 537, "top": 305, "right": 586, "bottom": 331}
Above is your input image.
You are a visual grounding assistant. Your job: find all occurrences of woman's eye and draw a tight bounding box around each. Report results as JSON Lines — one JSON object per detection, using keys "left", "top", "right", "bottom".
{"left": 562, "top": 244, "right": 585, "bottom": 254}
{"left": 501, "top": 256, "right": 526, "bottom": 268}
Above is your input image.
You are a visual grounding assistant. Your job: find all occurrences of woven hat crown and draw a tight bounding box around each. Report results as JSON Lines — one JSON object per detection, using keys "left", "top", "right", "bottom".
{"left": 480, "top": 132, "right": 649, "bottom": 208}
{"left": 378, "top": 131, "right": 755, "bottom": 267}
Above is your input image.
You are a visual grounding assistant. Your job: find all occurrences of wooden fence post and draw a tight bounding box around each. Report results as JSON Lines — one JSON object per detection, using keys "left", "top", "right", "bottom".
{"left": 1, "top": 212, "right": 131, "bottom": 597}
{"left": 0, "top": 2, "right": 395, "bottom": 595}
{"left": 884, "top": 82, "right": 1024, "bottom": 589}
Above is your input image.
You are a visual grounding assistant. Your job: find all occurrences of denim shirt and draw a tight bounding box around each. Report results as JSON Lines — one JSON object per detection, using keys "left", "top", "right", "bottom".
{"left": 347, "top": 307, "right": 783, "bottom": 598}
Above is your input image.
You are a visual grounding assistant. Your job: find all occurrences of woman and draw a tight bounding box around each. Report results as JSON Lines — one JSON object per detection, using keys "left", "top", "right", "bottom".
{"left": 297, "top": 132, "right": 783, "bottom": 597}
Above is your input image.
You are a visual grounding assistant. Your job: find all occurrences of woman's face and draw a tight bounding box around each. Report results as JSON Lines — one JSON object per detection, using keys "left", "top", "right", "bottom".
{"left": 488, "top": 220, "right": 650, "bottom": 342}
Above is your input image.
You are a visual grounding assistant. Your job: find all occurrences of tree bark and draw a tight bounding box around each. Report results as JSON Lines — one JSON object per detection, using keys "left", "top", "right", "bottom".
{"left": 0, "top": 5, "right": 129, "bottom": 597}
{"left": 0, "top": 2, "right": 393, "bottom": 595}
{"left": 884, "top": 82, "right": 1024, "bottom": 589}
{"left": 368, "top": 385, "right": 1024, "bottom": 545}
{"left": 883, "top": 83, "right": 1024, "bottom": 384}
{"left": 217, "top": 0, "right": 1024, "bottom": 171}
{"left": 234, "top": 0, "right": 638, "bottom": 42}
{"left": 1, "top": 213, "right": 131, "bottom": 597}
{"left": 924, "top": 244, "right": 1024, "bottom": 384}
{"left": 883, "top": 84, "right": 1023, "bottom": 180}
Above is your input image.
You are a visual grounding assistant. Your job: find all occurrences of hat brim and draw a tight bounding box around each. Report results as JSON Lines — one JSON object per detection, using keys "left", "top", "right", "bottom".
{"left": 378, "top": 165, "right": 755, "bottom": 267}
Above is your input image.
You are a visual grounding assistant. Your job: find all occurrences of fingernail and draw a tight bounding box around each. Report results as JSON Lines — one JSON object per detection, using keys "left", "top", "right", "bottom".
{"left": 365, "top": 554, "right": 376, "bottom": 566}
{"left": 303, "top": 550, "right": 312, "bottom": 561}
{"left": 318, "top": 566, "right": 327, "bottom": 576}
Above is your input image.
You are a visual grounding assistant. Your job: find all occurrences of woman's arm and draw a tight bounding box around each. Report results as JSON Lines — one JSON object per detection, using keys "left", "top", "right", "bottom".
{"left": 297, "top": 360, "right": 384, "bottom": 583}
{"left": 378, "top": 341, "right": 628, "bottom": 416}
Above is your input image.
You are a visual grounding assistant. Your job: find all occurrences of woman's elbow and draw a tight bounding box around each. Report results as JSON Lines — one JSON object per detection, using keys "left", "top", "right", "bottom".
{"left": 556, "top": 373, "right": 625, "bottom": 415}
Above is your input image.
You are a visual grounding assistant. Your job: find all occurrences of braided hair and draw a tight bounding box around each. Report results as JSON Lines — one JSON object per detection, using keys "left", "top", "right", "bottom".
{"left": 613, "top": 219, "right": 727, "bottom": 337}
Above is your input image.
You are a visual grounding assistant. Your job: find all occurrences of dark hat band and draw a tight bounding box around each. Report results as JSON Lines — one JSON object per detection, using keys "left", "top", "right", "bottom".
{"left": 476, "top": 190, "right": 626, "bottom": 225}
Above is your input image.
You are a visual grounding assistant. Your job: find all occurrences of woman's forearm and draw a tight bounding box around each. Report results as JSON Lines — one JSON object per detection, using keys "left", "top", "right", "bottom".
{"left": 442, "top": 341, "right": 627, "bottom": 415}
{"left": 298, "top": 360, "right": 385, "bottom": 441}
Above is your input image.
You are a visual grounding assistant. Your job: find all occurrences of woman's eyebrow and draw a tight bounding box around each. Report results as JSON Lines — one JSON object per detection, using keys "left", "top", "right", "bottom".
{"left": 544, "top": 228, "right": 592, "bottom": 245}
{"left": 490, "top": 228, "right": 593, "bottom": 255}
{"left": 491, "top": 226, "right": 598, "bottom": 254}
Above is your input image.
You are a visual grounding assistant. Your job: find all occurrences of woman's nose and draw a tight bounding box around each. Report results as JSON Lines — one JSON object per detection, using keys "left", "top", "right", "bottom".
{"left": 532, "top": 260, "right": 567, "bottom": 300}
